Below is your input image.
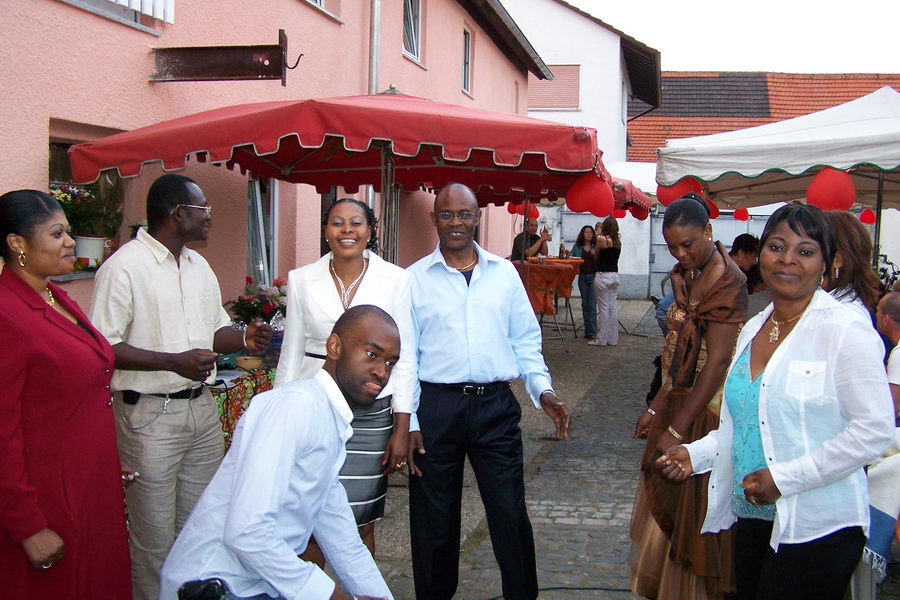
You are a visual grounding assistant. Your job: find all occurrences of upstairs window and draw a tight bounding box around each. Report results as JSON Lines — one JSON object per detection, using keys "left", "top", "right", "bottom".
{"left": 403, "top": 0, "right": 421, "bottom": 60}
{"left": 528, "top": 65, "right": 581, "bottom": 110}
{"left": 462, "top": 28, "right": 472, "bottom": 93}
{"left": 59, "top": 0, "right": 174, "bottom": 24}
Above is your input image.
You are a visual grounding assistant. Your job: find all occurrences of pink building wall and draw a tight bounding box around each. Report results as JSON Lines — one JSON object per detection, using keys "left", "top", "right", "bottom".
{"left": 1, "top": 0, "right": 528, "bottom": 309}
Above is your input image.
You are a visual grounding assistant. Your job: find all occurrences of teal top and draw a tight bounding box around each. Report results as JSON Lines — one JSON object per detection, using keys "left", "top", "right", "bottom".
{"left": 725, "top": 345, "right": 776, "bottom": 521}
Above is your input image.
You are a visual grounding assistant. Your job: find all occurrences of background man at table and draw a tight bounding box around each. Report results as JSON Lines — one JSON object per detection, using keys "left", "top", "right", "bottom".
{"left": 510, "top": 217, "right": 550, "bottom": 260}
{"left": 406, "top": 182, "right": 570, "bottom": 600}
{"left": 90, "top": 174, "right": 271, "bottom": 600}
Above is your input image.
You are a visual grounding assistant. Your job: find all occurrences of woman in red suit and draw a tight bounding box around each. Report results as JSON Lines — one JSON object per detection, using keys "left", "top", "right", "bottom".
{"left": 0, "top": 190, "right": 131, "bottom": 598}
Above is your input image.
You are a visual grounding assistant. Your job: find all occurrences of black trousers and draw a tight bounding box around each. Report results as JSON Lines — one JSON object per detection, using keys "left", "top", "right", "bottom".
{"left": 409, "top": 382, "right": 538, "bottom": 600}
{"left": 734, "top": 518, "right": 865, "bottom": 600}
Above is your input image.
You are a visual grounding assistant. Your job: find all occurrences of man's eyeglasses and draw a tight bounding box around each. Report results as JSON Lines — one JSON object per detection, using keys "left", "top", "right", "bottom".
{"left": 436, "top": 210, "right": 476, "bottom": 223}
{"left": 174, "top": 204, "right": 212, "bottom": 218}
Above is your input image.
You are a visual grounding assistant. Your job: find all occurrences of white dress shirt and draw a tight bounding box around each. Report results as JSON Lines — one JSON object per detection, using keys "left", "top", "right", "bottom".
{"left": 887, "top": 344, "right": 899, "bottom": 385}
{"left": 160, "top": 370, "right": 393, "bottom": 600}
{"left": 407, "top": 243, "right": 553, "bottom": 431}
{"left": 90, "top": 228, "right": 232, "bottom": 394}
{"left": 274, "top": 250, "right": 416, "bottom": 414}
{"left": 685, "top": 289, "right": 895, "bottom": 550}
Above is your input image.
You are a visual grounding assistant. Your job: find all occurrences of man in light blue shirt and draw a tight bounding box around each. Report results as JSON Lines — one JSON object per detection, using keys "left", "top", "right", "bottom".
{"left": 160, "top": 306, "right": 398, "bottom": 600}
{"left": 406, "top": 183, "right": 570, "bottom": 600}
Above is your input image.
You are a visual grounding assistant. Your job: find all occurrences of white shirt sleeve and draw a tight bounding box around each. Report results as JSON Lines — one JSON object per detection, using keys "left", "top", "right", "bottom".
{"left": 313, "top": 481, "right": 394, "bottom": 600}
{"left": 274, "top": 270, "right": 308, "bottom": 388}
{"left": 221, "top": 394, "right": 334, "bottom": 599}
{"left": 506, "top": 268, "right": 552, "bottom": 406}
{"left": 89, "top": 261, "right": 134, "bottom": 346}
{"left": 386, "top": 272, "right": 417, "bottom": 415}
{"left": 768, "top": 321, "right": 896, "bottom": 497}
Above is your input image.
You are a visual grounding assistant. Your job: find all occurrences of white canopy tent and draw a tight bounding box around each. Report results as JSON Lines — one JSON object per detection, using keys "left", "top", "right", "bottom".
{"left": 656, "top": 86, "right": 900, "bottom": 210}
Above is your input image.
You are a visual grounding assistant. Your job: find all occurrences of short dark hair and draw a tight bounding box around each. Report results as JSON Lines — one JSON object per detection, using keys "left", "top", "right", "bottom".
{"left": 662, "top": 193, "right": 710, "bottom": 229}
{"left": 147, "top": 174, "right": 197, "bottom": 228}
{"left": 759, "top": 202, "right": 834, "bottom": 276}
{"left": 332, "top": 304, "right": 398, "bottom": 340}
{"left": 0, "top": 190, "right": 62, "bottom": 262}
{"left": 729, "top": 233, "right": 759, "bottom": 256}
{"left": 881, "top": 292, "right": 900, "bottom": 324}
{"left": 323, "top": 198, "right": 379, "bottom": 251}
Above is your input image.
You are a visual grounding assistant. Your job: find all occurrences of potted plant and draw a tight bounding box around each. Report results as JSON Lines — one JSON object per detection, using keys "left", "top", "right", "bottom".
{"left": 51, "top": 180, "right": 124, "bottom": 268}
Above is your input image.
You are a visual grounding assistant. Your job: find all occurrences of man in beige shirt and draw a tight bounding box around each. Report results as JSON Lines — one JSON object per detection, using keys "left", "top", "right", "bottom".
{"left": 90, "top": 174, "right": 270, "bottom": 600}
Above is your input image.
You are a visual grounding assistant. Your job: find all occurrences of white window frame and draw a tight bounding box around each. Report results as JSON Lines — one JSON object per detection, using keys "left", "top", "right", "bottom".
{"left": 247, "top": 179, "right": 279, "bottom": 287}
{"left": 402, "top": 0, "right": 421, "bottom": 61}
{"left": 462, "top": 27, "right": 472, "bottom": 94}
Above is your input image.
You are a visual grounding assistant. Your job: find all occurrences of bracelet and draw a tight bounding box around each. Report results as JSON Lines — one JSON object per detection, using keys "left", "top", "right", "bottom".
{"left": 666, "top": 425, "right": 684, "bottom": 442}
{"left": 645, "top": 408, "right": 656, "bottom": 416}
{"left": 242, "top": 328, "right": 249, "bottom": 350}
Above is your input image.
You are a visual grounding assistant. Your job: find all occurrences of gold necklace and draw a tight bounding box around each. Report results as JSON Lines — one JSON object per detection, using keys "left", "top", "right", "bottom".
{"left": 689, "top": 246, "right": 717, "bottom": 280}
{"left": 768, "top": 312, "right": 803, "bottom": 343}
{"left": 45, "top": 287, "right": 56, "bottom": 307}
{"left": 455, "top": 252, "right": 478, "bottom": 272}
{"left": 330, "top": 258, "right": 368, "bottom": 310}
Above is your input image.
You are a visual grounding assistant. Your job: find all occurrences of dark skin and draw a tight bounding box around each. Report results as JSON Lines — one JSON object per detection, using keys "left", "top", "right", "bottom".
{"left": 322, "top": 313, "right": 399, "bottom": 600}
{"left": 407, "top": 184, "right": 570, "bottom": 477}
{"left": 111, "top": 183, "right": 271, "bottom": 378}
{"left": 657, "top": 221, "right": 827, "bottom": 506}
{"left": 633, "top": 222, "right": 740, "bottom": 455}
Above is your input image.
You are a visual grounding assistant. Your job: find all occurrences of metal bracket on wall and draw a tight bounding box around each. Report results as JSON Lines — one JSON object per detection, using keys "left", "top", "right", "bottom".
{"left": 150, "top": 29, "right": 302, "bottom": 86}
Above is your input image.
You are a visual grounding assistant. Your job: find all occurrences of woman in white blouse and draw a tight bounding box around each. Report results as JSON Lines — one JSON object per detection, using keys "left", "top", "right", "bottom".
{"left": 657, "top": 203, "right": 895, "bottom": 600}
{"left": 275, "top": 198, "right": 415, "bottom": 562}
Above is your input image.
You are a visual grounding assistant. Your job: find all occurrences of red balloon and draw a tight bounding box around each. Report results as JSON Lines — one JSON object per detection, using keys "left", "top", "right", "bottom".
{"left": 629, "top": 205, "right": 649, "bottom": 221}
{"left": 526, "top": 202, "right": 540, "bottom": 220}
{"left": 806, "top": 167, "right": 855, "bottom": 211}
{"left": 506, "top": 202, "right": 520, "bottom": 214}
{"left": 656, "top": 177, "right": 703, "bottom": 206}
{"left": 706, "top": 200, "right": 720, "bottom": 219}
{"left": 588, "top": 181, "right": 615, "bottom": 218}
{"left": 566, "top": 171, "right": 608, "bottom": 213}
{"left": 859, "top": 207, "right": 876, "bottom": 225}
{"left": 733, "top": 208, "right": 749, "bottom": 221}
{"left": 613, "top": 208, "right": 628, "bottom": 219}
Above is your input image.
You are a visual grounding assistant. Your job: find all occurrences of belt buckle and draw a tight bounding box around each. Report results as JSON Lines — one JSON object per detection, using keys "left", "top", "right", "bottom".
{"left": 462, "top": 384, "right": 485, "bottom": 396}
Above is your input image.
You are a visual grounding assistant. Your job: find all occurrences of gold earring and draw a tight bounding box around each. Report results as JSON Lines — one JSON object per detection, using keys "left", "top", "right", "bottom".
{"left": 17, "top": 250, "right": 26, "bottom": 267}
{"left": 834, "top": 266, "right": 840, "bottom": 279}
{"left": 820, "top": 274, "right": 825, "bottom": 286}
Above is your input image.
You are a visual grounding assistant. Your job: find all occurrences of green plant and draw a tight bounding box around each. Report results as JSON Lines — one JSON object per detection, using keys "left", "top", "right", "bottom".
{"left": 51, "top": 180, "right": 123, "bottom": 238}
{"left": 224, "top": 277, "right": 288, "bottom": 324}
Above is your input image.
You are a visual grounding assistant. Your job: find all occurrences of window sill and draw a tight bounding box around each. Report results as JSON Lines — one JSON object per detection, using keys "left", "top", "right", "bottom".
{"left": 528, "top": 108, "right": 582, "bottom": 112}
{"left": 57, "top": 0, "right": 160, "bottom": 35}
{"left": 402, "top": 52, "right": 428, "bottom": 71}
{"left": 50, "top": 271, "right": 96, "bottom": 282}
{"left": 301, "top": 0, "right": 344, "bottom": 24}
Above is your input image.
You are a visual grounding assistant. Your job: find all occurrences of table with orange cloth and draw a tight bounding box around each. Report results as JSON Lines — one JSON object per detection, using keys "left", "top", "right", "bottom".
{"left": 513, "top": 258, "right": 582, "bottom": 315}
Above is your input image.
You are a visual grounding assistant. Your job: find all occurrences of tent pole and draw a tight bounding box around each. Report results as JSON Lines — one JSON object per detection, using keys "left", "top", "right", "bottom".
{"left": 379, "top": 143, "right": 398, "bottom": 264}
{"left": 873, "top": 171, "right": 884, "bottom": 267}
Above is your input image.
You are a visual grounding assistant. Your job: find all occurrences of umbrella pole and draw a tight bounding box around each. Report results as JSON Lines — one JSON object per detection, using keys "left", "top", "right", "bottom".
{"left": 873, "top": 171, "right": 884, "bottom": 267}
{"left": 380, "top": 143, "right": 399, "bottom": 264}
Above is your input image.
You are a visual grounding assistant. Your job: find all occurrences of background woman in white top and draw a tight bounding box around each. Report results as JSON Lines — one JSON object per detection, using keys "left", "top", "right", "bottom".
{"left": 275, "top": 198, "right": 415, "bottom": 562}
{"left": 657, "top": 203, "right": 895, "bottom": 600}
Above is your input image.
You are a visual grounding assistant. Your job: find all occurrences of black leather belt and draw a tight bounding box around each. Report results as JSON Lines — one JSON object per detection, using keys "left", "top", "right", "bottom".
{"left": 421, "top": 381, "right": 510, "bottom": 396}
{"left": 121, "top": 387, "right": 205, "bottom": 405}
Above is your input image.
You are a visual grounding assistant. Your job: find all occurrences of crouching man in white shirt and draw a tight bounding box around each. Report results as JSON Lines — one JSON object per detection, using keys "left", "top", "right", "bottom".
{"left": 160, "top": 305, "right": 398, "bottom": 600}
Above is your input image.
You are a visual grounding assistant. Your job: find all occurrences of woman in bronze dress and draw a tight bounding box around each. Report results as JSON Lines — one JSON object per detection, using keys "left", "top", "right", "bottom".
{"left": 629, "top": 193, "right": 748, "bottom": 599}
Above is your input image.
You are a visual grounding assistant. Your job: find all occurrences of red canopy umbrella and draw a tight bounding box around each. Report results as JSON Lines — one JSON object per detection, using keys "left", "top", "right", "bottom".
{"left": 70, "top": 93, "right": 607, "bottom": 202}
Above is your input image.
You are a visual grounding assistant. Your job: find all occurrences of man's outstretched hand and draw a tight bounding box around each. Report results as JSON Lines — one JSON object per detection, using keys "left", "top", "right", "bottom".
{"left": 540, "top": 391, "right": 570, "bottom": 440}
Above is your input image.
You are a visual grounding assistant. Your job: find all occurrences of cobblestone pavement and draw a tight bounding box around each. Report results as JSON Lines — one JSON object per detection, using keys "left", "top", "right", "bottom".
{"left": 374, "top": 300, "right": 900, "bottom": 599}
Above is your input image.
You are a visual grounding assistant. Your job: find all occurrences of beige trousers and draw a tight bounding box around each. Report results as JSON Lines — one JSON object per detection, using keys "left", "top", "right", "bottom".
{"left": 114, "top": 389, "right": 224, "bottom": 600}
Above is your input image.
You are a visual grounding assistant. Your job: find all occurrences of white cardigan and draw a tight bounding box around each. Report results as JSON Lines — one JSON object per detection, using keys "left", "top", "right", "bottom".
{"left": 274, "top": 250, "right": 417, "bottom": 414}
{"left": 685, "top": 289, "right": 895, "bottom": 550}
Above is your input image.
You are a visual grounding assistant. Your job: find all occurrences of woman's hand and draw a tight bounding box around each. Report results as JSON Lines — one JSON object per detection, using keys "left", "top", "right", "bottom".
{"left": 655, "top": 445, "right": 693, "bottom": 482}
{"left": 381, "top": 427, "right": 409, "bottom": 476}
{"left": 741, "top": 468, "right": 781, "bottom": 505}
{"left": 21, "top": 528, "right": 65, "bottom": 570}
{"left": 633, "top": 411, "right": 653, "bottom": 439}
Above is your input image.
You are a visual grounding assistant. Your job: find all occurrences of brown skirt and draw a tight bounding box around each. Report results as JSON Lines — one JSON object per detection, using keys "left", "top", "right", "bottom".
{"left": 629, "top": 391, "right": 735, "bottom": 600}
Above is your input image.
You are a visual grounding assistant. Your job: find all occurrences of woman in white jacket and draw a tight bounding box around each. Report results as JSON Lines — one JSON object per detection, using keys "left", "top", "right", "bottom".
{"left": 275, "top": 198, "right": 415, "bottom": 563}
{"left": 657, "top": 203, "right": 895, "bottom": 600}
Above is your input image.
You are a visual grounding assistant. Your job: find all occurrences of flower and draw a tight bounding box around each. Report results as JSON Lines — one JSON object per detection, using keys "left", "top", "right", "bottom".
{"left": 50, "top": 183, "right": 123, "bottom": 237}
{"left": 225, "top": 276, "right": 287, "bottom": 324}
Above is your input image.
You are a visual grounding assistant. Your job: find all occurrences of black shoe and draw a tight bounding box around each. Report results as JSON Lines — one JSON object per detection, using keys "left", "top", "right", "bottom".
{"left": 650, "top": 295, "right": 661, "bottom": 307}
